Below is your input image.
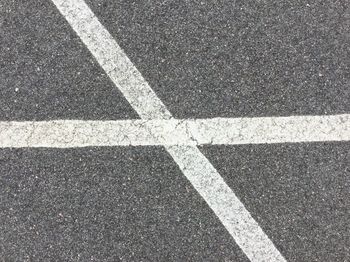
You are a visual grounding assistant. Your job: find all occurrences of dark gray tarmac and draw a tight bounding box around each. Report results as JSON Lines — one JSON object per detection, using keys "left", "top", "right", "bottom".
{"left": 86, "top": 0, "right": 350, "bottom": 118}
{"left": 0, "top": 0, "right": 137, "bottom": 121}
{"left": 201, "top": 142, "right": 350, "bottom": 262}
{"left": 1, "top": 0, "right": 350, "bottom": 261}
{"left": 0, "top": 147, "right": 249, "bottom": 262}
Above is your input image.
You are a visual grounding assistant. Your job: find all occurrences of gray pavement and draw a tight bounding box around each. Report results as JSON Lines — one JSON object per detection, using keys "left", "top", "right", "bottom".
{"left": 0, "top": 0, "right": 349, "bottom": 261}
{"left": 0, "top": 0, "right": 137, "bottom": 120}
{"left": 86, "top": 0, "right": 350, "bottom": 118}
{"left": 201, "top": 142, "right": 350, "bottom": 262}
{"left": 0, "top": 147, "right": 248, "bottom": 261}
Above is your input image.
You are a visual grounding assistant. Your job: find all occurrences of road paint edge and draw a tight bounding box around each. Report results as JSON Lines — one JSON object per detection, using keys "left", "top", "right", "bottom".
{"left": 50, "top": 0, "right": 288, "bottom": 261}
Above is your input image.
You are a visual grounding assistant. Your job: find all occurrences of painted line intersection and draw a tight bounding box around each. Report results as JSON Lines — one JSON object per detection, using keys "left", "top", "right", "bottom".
{"left": 2, "top": 0, "right": 349, "bottom": 261}
{"left": 1, "top": 115, "right": 349, "bottom": 148}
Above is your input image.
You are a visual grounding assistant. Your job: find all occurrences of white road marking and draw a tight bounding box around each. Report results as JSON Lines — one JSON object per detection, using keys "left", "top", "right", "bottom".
{"left": 48, "top": 0, "right": 170, "bottom": 120}
{"left": 51, "top": 0, "right": 287, "bottom": 261}
{"left": 187, "top": 114, "right": 350, "bottom": 145}
{"left": 1, "top": 114, "right": 349, "bottom": 147}
{"left": 166, "top": 145, "right": 283, "bottom": 262}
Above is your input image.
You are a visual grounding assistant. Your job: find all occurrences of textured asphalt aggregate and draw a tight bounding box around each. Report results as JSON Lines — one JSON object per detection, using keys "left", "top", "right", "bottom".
{"left": 201, "top": 142, "right": 350, "bottom": 262}
{"left": 0, "top": 147, "right": 248, "bottom": 261}
{"left": 0, "top": 0, "right": 137, "bottom": 121}
{"left": 86, "top": 0, "right": 350, "bottom": 119}
{"left": 1, "top": 0, "right": 350, "bottom": 261}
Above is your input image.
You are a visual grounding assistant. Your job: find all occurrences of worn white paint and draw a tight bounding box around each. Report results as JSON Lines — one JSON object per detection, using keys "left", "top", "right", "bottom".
{"left": 1, "top": 114, "right": 349, "bottom": 147}
{"left": 50, "top": 0, "right": 291, "bottom": 261}
{"left": 49, "top": 0, "right": 171, "bottom": 120}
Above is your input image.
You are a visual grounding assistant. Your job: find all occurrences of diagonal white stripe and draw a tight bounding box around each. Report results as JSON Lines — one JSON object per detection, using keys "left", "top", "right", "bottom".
{"left": 1, "top": 114, "right": 349, "bottom": 147}
{"left": 48, "top": 0, "right": 171, "bottom": 120}
{"left": 51, "top": 0, "right": 287, "bottom": 261}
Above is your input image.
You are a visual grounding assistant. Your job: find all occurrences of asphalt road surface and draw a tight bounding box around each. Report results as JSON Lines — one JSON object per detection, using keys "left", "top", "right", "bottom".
{"left": 1, "top": 0, "right": 349, "bottom": 261}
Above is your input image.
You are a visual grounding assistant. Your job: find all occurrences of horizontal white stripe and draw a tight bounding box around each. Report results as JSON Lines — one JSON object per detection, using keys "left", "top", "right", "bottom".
{"left": 1, "top": 114, "right": 349, "bottom": 147}
{"left": 190, "top": 114, "right": 350, "bottom": 145}
{"left": 50, "top": 0, "right": 316, "bottom": 260}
